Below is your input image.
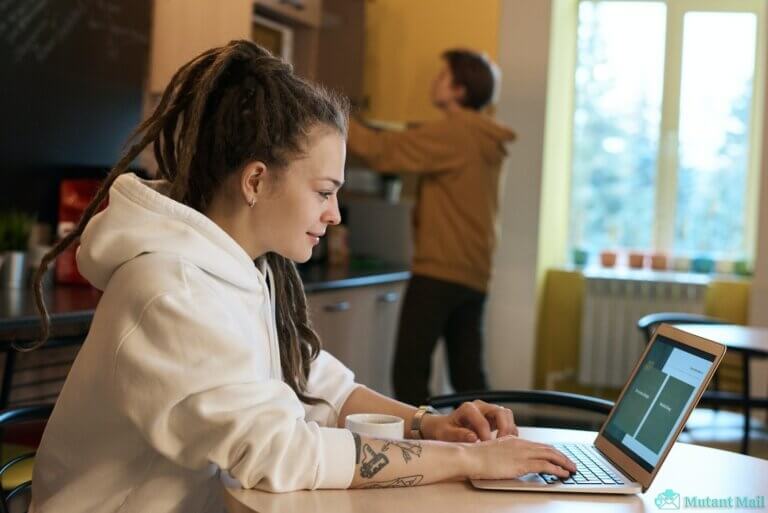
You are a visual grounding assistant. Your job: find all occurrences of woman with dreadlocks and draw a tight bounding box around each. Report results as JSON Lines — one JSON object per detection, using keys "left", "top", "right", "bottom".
{"left": 29, "top": 41, "right": 574, "bottom": 513}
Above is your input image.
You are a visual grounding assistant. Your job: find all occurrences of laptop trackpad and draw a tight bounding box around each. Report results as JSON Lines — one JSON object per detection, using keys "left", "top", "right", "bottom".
{"left": 516, "top": 473, "right": 548, "bottom": 485}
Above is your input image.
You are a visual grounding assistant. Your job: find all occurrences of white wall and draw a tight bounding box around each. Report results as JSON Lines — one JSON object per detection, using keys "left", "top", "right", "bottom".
{"left": 748, "top": 49, "right": 768, "bottom": 328}
{"left": 486, "top": 0, "right": 553, "bottom": 389}
{"left": 747, "top": 49, "right": 768, "bottom": 413}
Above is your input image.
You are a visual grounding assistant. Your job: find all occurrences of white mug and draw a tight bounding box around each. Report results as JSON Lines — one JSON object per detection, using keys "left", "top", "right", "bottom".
{"left": 344, "top": 413, "right": 404, "bottom": 439}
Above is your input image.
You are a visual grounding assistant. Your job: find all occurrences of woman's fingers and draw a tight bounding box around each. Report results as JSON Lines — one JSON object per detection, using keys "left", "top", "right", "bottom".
{"left": 455, "top": 402, "right": 493, "bottom": 441}
{"left": 484, "top": 405, "right": 518, "bottom": 437}
{"left": 531, "top": 446, "right": 577, "bottom": 473}
{"left": 526, "top": 460, "right": 572, "bottom": 479}
{"left": 441, "top": 424, "right": 479, "bottom": 442}
{"left": 474, "top": 437, "right": 578, "bottom": 481}
{"left": 466, "top": 400, "right": 519, "bottom": 438}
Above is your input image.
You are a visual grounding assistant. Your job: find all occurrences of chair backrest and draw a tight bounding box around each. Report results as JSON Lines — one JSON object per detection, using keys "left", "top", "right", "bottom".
{"left": 428, "top": 390, "right": 614, "bottom": 431}
{"left": 0, "top": 404, "right": 54, "bottom": 513}
{"left": 636, "top": 312, "right": 727, "bottom": 343}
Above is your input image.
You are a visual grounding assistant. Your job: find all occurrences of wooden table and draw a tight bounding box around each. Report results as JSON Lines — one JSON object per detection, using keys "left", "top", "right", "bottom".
{"left": 674, "top": 323, "right": 768, "bottom": 454}
{"left": 675, "top": 324, "right": 768, "bottom": 357}
{"left": 223, "top": 427, "right": 768, "bottom": 513}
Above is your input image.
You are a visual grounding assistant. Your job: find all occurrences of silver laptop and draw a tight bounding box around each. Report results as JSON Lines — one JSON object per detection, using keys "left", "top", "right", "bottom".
{"left": 472, "top": 324, "right": 726, "bottom": 494}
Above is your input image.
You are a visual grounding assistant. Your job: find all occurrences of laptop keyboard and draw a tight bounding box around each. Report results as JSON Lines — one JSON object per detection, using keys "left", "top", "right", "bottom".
{"left": 539, "top": 443, "right": 625, "bottom": 485}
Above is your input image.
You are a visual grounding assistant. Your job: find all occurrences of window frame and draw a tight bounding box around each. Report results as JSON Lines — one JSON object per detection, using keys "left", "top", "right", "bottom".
{"left": 558, "top": 0, "right": 767, "bottom": 259}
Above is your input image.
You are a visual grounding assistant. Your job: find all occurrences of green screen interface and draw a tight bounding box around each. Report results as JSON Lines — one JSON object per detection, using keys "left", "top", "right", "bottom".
{"left": 604, "top": 336, "right": 715, "bottom": 471}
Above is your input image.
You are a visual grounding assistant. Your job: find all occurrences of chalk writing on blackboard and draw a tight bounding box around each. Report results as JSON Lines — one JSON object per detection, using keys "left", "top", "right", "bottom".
{"left": 0, "top": 0, "right": 148, "bottom": 63}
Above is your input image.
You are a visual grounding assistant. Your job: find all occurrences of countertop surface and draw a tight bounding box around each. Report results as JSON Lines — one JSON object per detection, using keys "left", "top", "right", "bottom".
{"left": 0, "top": 263, "right": 410, "bottom": 342}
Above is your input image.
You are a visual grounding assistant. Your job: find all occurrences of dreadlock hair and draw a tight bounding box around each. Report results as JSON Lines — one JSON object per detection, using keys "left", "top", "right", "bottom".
{"left": 30, "top": 40, "right": 349, "bottom": 405}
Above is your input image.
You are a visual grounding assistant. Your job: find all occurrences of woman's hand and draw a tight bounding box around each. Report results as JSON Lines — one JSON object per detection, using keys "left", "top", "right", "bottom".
{"left": 466, "top": 435, "right": 577, "bottom": 480}
{"left": 421, "top": 400, "right": 518, "bottom": 442}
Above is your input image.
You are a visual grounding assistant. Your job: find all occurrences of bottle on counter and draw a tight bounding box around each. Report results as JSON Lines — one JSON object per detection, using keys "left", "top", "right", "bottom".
{"left": 326, "top": 224, "right": 350, "bottom": 267}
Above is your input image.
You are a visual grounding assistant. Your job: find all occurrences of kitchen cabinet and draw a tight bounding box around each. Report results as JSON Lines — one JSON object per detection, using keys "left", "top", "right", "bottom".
{"left": 315, "top": 0, "right": 366, "bottom": 108}
{"left": 362, "top": 0, "right": 501, "bottom": 123}
{"left": 307, "top": 281, "right": 405, "bottom": 396}
{"left": 148, "top": 0, "right": 252, "bottom": 93}
{"left": 148, "top": 0, "right": 322, "bottom": 94}
{"left": 255, "top": 0, "right": 322, "bottom": 27}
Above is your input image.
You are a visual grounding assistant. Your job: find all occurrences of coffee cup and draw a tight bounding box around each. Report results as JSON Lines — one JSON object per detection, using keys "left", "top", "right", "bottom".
{"left": 344, "top": 413, "right": 404, "bottom": 439}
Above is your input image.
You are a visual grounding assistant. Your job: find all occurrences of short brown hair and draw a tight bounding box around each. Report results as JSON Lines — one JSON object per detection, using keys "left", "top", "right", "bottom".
{"left": 442, "top": 49, "right": 500, "bottom": 110}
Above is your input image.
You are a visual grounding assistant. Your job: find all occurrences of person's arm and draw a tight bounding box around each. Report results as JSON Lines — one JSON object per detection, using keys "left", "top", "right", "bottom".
{"left": 112, "top": 290, "right": 355, "bottom": 492}
{"left": 349, "top": 434, "right": 577, "bottom": 488}
{"left": 347, "top": 117, "right": 465, "bottom": 174}
{"left": 302, "top": 350, "right": 363, "bottom": 428}
{"left": 338, "top": 386, "right": 517, "bottom": 443}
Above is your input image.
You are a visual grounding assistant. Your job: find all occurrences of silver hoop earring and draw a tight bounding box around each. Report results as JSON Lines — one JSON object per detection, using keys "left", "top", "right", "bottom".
{"left": 248, "top": 198, "right": 256, "bottom": 208}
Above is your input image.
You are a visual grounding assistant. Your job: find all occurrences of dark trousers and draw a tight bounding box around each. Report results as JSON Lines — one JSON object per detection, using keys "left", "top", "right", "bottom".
{"left": 392, "top": 274, "right": 489, "bottom": 406}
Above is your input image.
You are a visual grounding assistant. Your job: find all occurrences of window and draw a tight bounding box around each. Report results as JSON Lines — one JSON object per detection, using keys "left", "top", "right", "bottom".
{"left": 568, "top": 0, "right": 765, "bottom": 261}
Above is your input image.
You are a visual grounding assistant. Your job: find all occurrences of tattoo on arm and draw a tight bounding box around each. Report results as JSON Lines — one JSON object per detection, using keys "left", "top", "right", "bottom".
{"left": 353, "top": 433, "right": 362, "bottom": 464}
{"left": 360, "top": 444, "right": 390, "bottom": 478}
{"left": 382, "top": 441, "right": 422, "bottom": 463}
{"left": 359, "top": 475, "right": 424, "bottom": 489}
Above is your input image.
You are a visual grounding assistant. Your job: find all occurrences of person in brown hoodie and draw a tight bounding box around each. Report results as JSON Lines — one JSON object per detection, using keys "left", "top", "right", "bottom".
{"left": 347, "top": 49, "right": 517, "bottom": 406}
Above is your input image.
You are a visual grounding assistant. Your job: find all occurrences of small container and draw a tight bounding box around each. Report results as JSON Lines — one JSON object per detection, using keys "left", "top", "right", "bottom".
{"left": 628, "top": 251, "right": 646, "bottom": 269}
{"left": 382, "top": 175, "right": 402, "bottom": 204}
{"left": 650, "top": 253, "right": 668, "bottom": 271}
{"left": 672, "top": 256, "right": 691, "bottom": 272}
{"left": 600, "top": 250, "right": 617, "bottom": 268}
{"left": 715, "top": 259, "right": 734, "bottom": 275}
{"left": 691, "top": 256, "right": 715, "bottom": 274}
{"left": 326, "top": 224, "right": 350, "bottom": 267}
{"left": 0, "top": 251, "right": 27, "bottom": 289}
{"left": 734, "top": 260, "right": 751, "bottom": 276}
{"left": 572, "top": 248, "right": 588, "bottom": 267}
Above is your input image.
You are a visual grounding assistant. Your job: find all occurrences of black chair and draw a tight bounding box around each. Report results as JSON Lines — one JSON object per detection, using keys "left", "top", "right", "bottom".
{"left": 636, "top": 312, "right": 727, "bottom": 342}
{"left": 428, "top": 390, "right": 614, "bottom": 431}
{"left": 0, "top": 404, "right": 54, "bottom": 513}
{"left": 637, "top": 313, "right": 759, "bottom": 454}
{"left": 1, "top": 334, "right": 85, "bottom": 410}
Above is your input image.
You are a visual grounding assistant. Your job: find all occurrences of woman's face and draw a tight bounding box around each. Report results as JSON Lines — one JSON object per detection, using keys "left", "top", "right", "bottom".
{"left": 256, "top": 126, "right": 345, "bottom": 262}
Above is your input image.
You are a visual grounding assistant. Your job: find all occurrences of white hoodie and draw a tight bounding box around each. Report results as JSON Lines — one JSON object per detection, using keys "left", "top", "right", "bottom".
{"left": 30, "top": 173, "right": 359, "bottom": 513}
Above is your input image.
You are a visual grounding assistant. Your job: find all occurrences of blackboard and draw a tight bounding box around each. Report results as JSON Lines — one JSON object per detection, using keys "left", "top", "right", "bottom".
{"left": 0, "top": 0, "right": 151, "bottom": 168}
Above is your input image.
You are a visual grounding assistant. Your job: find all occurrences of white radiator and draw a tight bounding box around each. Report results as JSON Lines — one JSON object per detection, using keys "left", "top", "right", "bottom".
{"left": 577, "top": 271, "right": 708, "bottom": 388}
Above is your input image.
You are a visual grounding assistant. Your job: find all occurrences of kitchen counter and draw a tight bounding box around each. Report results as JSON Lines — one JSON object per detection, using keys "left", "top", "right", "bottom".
{"left": 0, "top": 263, "right": 410, "bottom": 344}
{"left": 299, "top": 262, "right": 409, "bottom": 293}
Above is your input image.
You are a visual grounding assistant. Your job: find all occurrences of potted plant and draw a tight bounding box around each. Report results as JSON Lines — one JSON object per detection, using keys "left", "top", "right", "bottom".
{"left": 0, "top": 211, "right": 35, "bottom": 288}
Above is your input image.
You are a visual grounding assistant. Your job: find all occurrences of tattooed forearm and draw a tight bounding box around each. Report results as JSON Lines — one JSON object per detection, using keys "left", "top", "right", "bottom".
{"left": 360, "top": 444, "right": 390, "bottom": 478}
{"left": 359, "top": 475, "right": 424, "bottom": 489}
{"left": 382, "top": 440, "right": 422, "bottom": 463}
{"left": 351, "top": 433, "right": 465, "bottom": 488}
{"left": 353, "top": 432, "right": 362, "bottom": 464}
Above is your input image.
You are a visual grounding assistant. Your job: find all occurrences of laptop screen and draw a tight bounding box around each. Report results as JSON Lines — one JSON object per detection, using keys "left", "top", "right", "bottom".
{"left": 602, "top": 334, "right": 715, "bottom": 472}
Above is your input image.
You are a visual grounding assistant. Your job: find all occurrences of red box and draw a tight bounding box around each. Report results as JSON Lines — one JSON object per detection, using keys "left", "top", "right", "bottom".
{"left": 55, "top": 179, "right": 105, "bottom": 285}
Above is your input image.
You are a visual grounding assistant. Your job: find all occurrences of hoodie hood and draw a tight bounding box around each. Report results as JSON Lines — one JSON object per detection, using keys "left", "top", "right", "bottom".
{"left": 450, "top": 108, "right": 517, "bottom": 163}
{"left": 76, "top": 173, "right": 264, "bottom": 292}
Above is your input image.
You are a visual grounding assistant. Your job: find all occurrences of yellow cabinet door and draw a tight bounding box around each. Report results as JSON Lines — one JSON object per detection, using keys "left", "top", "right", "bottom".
{"left": 149, "top": 0, "right": 252, "bottom": 93}
{"left": 363, "top": 0, "right": 501, "bottom": 123}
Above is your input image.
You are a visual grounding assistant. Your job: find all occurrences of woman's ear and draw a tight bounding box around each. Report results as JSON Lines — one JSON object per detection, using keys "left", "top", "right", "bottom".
{"left": 240, "top": 162, "right": 267, "bottom": 208}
